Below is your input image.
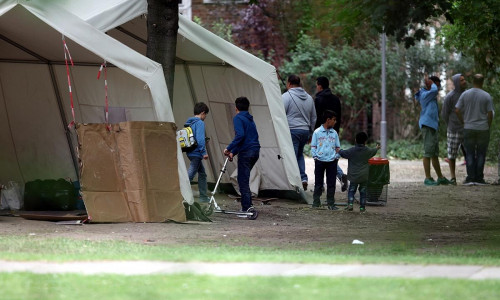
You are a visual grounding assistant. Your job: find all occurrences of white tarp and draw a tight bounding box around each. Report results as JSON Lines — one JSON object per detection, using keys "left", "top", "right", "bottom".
{"left": 68, "top": 0, "right": 303, "bottom": 194}
{"left": 0, "top": 0, "right": 193, "bottom": 204}
{"left": 0, "top": 0, "right": 303, "bottom": 203}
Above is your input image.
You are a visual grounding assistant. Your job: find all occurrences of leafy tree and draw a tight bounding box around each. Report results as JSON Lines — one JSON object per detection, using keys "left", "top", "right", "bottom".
{"left": 441, "top": 0, "right": 500, "bottom": 77}
{"left": 331, "top": 0, "right": 452, "bottom": 47}
{"left": 280, "top": 35, "right": 408, "bottom": 141}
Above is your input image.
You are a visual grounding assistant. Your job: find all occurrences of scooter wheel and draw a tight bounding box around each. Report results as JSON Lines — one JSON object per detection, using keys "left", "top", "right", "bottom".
{"left": 247, "top": 207, "right": 258, "bottom": 220}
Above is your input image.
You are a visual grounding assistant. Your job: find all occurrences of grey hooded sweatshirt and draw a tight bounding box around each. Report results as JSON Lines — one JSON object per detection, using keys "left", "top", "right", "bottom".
{"left": 282, "top": 87, "right": 317, "bottom": 132}
{"left": 441, "top": 74, "right": 465, "bottom": 133}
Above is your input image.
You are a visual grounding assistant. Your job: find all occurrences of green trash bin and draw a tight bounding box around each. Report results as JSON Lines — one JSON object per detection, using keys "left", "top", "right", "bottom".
{"left": 367, "top": 157, "right": 390, "bottom": 205}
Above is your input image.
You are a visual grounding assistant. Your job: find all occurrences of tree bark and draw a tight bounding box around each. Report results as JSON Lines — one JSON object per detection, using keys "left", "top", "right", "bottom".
{"left": 146, "top": 0, "right": 179, "bottom": 104}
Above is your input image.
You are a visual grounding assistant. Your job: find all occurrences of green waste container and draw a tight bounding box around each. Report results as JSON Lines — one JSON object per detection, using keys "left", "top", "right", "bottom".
{"left": 367, "top": 157, "right": 390, "bottom": 205}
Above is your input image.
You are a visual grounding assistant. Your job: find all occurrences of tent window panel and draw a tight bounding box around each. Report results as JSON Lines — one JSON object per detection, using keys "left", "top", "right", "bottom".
{"left": 173, "top": 65, "right": 195, "bottom": 129}
{"left": 108, "top": 107, "right": 127, "bottom": 123}
{"left": 250, "top": 106, "right": 278, "bottom": 148}
{"left": 257, "top": 148, "right": 290, "bottom": 190}
{"left": 0, "top": 63, "right": 75, "bottom": 182}
{"left": 187, "top": 66, "right": 210, "bottom": 103}
{"left": 201, "top": 66, "right": 267, "bottom": 106}
{"left": 125, "top": 108, "right": 157, "bottom": 121}
{"left": 207, "top": 102, "right": 233, "bottom": 145}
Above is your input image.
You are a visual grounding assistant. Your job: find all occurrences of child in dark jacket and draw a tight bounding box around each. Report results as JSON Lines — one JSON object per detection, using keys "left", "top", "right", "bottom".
{"left": 185, "top": 102, "right": 210, "bottom": 203}
{"left": 339, "top": 132, "right": 380, "bottom": 212}
{"left": 224, "top": 97, "right": 261, "bottom": 212}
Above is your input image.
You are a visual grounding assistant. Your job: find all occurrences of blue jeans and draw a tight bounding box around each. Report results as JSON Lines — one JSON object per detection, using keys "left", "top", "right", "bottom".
{"left": 313, "top": 160, "right": 338, "bottom": 207}
{"left": 336, "top": 165, "right": 344, "bottom": 180}
{"left": 290, "top": 129, "right": 310, "bottom": 182}
{"left": 348, "top": 182, "right": 367, "bottom": 208}
{"left": 237, "top": 149, "right": 260, "bottom": 211}
{"left": 463, "top": 129, "right": 490, "bottom": 182}
{"left": 187, "top": 155, "right": 208, "bottom": 202}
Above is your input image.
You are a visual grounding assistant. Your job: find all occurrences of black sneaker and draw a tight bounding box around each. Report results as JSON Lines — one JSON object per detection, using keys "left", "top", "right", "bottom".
{"left": 360, "top": 207, "right": 366, "bottom": 213}
{"left": 328, "top": 205, "right": 339, "bottom": 211}
{"left": 463, "top": 179, "right": 475, "bottom": 186}
{"left": 475, "top": 179, "right": 489, "bottom": 186}
{"left": 341, "top": 175, "right": 348, "bottom": 192}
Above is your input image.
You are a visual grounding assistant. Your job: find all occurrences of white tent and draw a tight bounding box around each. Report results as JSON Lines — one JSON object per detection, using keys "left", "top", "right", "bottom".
{"left": 0, "top": 0, "right": 304, "bottom": 206}
{"left": 0, "top": 0, "right": 193, "bottom": 203}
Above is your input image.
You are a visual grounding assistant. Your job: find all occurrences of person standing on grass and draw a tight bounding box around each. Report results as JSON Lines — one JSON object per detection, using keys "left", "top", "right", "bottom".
{"left": 282, "top": 74, "right": 317, "bottom": 192}
{"left": 455, "top": 74, "right": 494, "bottom": 185}
{"left": 339, "top": 132, "right": 380, "bottom": 213}
{"left": 314, "top": 76, "right": 348, "bottom": 192}
{"left": 224, "top": 97, "right": 261, "bottom": 212}
{"left": 441, "top": 74, "right": 467, "bottom": 185}
{"left": 310, "top": 110, "right": 340, "bottom": 210}
{"left": 185, "top": 102, "right": 210, "bottom": 204}
{"left": 414, "top": 75, "right": 452, "bottom": 186}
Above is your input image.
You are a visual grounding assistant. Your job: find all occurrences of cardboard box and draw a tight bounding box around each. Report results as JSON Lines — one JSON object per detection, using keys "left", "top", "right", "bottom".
{"left": 77, "top": 122, "right": 186, "bottom": 222}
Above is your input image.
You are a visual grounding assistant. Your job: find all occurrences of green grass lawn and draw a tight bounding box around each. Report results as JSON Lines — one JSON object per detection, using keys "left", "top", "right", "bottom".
{"left": 1, "top": 236, "right": 499, "bottom": 265}
{"left": 1, "top": 273, "right": 498, "bottom": 300}
{"left": 1, "top": 236, "right": 499, "bottom": 299}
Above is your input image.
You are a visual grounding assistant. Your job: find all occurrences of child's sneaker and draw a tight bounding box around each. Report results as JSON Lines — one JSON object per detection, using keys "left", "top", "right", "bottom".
{"left": 344, "top": 204, "right": 353, "bottom": 211}
{"left": 424, "top": 177, "right": 438, "bottom": 186}
{"left": 474, "top": 179, "right": 489, "bottom": 186}
{"left": 359, "top": 207, "right": 366, "bottom": 213}
{"left": 328, "top": 205, "right": 339, "bottom": 211}
{"left": 449, "top": 178, "right": 457, "bottom": 186}
{"left": 437, "top": 177, "right": 451, "bottom": 185}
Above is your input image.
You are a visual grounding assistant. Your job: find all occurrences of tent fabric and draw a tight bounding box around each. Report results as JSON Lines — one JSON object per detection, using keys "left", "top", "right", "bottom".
{"left": 0, "top": 0, "right": 193, "bottom": 204}
{"left": 0, "top": 0, "right": 303, "bottom": 206}
{"left": 68, "top": 0, "right": 303, "bottom": 194}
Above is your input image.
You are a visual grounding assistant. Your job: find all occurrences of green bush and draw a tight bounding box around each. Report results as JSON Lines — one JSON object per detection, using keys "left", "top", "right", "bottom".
{"left": 305, "top": 139, "right": 450, "bottom": 161}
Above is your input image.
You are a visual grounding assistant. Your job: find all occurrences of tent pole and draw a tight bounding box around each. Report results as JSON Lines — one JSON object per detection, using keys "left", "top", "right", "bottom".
{"left": 380, "top": 32, "right": 387, "bottom": 158}
{"left": 48, "top": 63, "right": 79, "bottom": 179}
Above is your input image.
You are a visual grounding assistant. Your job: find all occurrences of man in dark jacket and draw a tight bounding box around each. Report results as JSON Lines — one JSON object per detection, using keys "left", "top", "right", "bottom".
{"left": 314, "top": 76, "right": 348, "bottom": 191}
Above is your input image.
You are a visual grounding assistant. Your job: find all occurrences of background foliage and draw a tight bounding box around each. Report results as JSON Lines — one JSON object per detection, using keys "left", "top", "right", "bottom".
{"left": 196, "top": 0, "right": 499, "bottom": 162}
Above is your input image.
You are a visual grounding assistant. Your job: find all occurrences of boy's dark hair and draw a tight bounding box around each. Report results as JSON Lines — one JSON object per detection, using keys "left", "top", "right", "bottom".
{"left": 316, "top": 76, "right": 329, "bottom": 89}
{"left": 194, "top": 102, "right": 209, "bottom": 115}
{"left": 429, "top": 76, "right": 441, "bottom": 85}
{"left": 355, "top": 132, "right": 368, "bottom": 144}
{"left": 323, "top": 110, "right": 337, "bottom": 121}
{"left": 287, "top": 74, "right": 301, "bottom": 86}
{"left": 235, "top": 97, "right": 250, "bottom": 111}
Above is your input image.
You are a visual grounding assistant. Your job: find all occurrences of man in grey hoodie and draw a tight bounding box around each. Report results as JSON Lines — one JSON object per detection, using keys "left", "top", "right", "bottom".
{"left": 282, "top": 74, "right": 317, "bottom": 190}
{"left": 441, "top": 74, "right": 467, "bottom": 185}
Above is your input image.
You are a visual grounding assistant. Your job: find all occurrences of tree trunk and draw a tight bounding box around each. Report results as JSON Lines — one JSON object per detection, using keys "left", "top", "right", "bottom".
{"left": 146, "top": 0, "right": 179, "bottom": 104}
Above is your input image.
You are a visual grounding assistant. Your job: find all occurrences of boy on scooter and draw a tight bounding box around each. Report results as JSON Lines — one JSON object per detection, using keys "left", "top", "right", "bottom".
{"left": 224, "top": 97, "right": 261, "bottom": 213}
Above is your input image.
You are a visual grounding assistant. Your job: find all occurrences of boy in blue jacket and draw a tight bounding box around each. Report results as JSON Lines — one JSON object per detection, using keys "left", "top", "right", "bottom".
{"left": 311, "top": 110, "right": 340, "bottom": 210}
{"left": 185, "top": 102, "right": 210, "bottom": 203}
{"left": 224, "top": 97, "right": 261, "bottom": 212}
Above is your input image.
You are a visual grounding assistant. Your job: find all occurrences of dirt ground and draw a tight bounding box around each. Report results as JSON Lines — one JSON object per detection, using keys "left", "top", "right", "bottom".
{"left": 1, "top": 158, "right": 499, "bottom": 250}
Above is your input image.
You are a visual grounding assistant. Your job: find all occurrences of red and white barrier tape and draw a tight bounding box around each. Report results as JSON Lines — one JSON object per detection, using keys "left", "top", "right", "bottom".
{"left": 62, "top": 35, "right": 75, "bottom": 129}
{"left": 97, "top": 60, "right": 110, "bottom": 131}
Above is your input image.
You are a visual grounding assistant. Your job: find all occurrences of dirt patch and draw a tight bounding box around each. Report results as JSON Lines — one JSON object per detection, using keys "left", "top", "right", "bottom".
{"left": 1, "top": 159, "right": 499, "bottom": 249}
